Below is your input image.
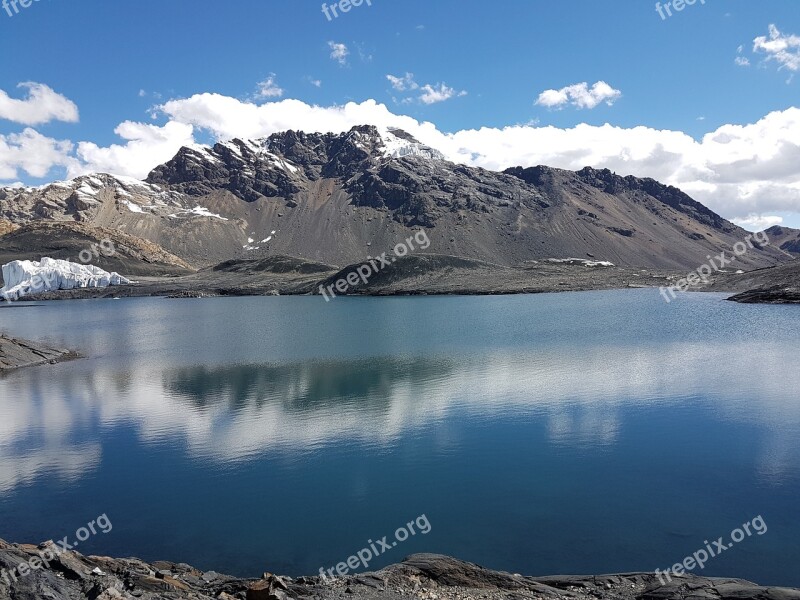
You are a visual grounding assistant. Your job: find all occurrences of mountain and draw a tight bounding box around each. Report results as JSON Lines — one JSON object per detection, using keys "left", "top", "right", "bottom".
{"left": 765, "top": 225, "right": 800, "bottom": 256}
{"left": 0, "top": 126, "right": 792, "bottom": 271}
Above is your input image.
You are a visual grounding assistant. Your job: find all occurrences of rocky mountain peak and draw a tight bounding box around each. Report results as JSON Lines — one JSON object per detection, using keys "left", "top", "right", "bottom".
{"left": 145, "top": 126, "right": 448, "bottom": 201}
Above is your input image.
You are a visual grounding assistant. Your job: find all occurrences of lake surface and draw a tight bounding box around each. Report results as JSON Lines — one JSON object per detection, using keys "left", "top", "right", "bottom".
{"left": 0, "top": 290, "right": 798, "bottom": 585}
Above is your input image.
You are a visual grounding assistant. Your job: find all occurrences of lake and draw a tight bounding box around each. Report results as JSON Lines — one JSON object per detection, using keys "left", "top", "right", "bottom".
{"left": 0, "top": 290, "right": 798, "bottom": 585}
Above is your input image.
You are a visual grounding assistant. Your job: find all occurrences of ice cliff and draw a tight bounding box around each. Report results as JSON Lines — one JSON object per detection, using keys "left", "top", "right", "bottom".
{"left": 0, "top": 257, "right": 131, "bottom": 301}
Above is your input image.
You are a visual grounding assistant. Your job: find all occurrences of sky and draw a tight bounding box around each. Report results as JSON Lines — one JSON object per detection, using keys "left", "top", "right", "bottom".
{"left": 0, "top": 0, "right": 799, "bottom": 229}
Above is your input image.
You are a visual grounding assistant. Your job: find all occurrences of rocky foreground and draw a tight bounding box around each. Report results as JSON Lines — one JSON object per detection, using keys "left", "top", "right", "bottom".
{"left": 0, "top": 541, "right": 797, "bottom": 600}
{"left": 0, "top": 334, "right": 79, "bottom": 372}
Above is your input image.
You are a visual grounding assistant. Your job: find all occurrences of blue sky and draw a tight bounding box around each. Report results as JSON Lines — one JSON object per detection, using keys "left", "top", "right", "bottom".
{"left": 1, "top": 0, "right": 799, "bottom": 228}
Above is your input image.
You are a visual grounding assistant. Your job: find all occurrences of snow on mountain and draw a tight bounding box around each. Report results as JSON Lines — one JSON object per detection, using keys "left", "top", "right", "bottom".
{"left": 379, "top": 127, "right": 446, "bottom": 161}
{"left": 0, "top": 257, "right": 131, "bottom": 301}
{"left": 0, "top": 172, "right": 220, "bottom": 223}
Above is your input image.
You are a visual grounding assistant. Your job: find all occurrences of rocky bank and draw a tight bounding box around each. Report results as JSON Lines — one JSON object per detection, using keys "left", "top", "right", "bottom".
{"left": 0, "top": 541, "right": 797, "bottom": 600}
{"left": 0, "top": 333, "right": 79, "bottom": 372}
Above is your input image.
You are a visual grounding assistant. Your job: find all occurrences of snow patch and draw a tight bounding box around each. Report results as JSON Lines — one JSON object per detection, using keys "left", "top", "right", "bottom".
{"left": 546, "top": 258, "right": 615, "bottom": 268}
{"left": 186, "top": 145, "right": 222, "bottom": 165}
{"left": 76, "top": 183, "right": 99, "bottom": 196}
{"left": 379, "top": 128, "right": 446, "bottom": 161}
{"left": 123, "top": 200, "right": 144, "bottom": 213}
{"left": 170, "top": 206, "right": 229, "bottom": 221}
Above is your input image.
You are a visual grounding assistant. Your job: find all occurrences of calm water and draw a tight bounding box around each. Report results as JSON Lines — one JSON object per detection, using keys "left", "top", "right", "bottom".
{"left": 0, "top": 290, "right": 798, "bottom": 585}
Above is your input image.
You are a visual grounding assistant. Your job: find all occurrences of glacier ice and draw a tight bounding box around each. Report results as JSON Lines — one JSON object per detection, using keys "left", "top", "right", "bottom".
{"left": 0, "top": 257, "right": 131, "bottom": 301}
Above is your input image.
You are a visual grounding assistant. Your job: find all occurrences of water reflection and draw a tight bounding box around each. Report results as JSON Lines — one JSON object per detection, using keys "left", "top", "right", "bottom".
{"left": 1, "top": 341, "right": 799, "bottom": 494}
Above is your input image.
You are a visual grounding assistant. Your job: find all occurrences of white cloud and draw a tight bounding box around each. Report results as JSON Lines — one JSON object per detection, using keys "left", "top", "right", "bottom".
{"left": 735, "top": 45, "right": 751, "bottom": 67}
{"left": 0, "top": 82, "right": 79, "bottom": 126}
{"left": 419, "top": 82, "right": 466, "bottom": 105}
{"left": 386, "top": 72, "right": 419, "bottom": 92}
{"left": 69, "top": 120, "right": 194, "bottom": 179}
{"left": 0, "top": 128, "right": 75, "bottom": 180}
{"left": 753, "top": 24, "right": 800, "bottom": 72}
{"left": 536, "top": 81, "right": 622, "bottom": 110}
{"left": 308, "top": 78, "right": 322, "bottom": 88}
{"left": 5, "top": 91, "right": 800, "bottom": 223}
{"left": 154, "top": 96, "right": 800, "bottom": 220}
{"left": 732, "top": 214, "right": 784, "bottom": 231}
{"left": 386, "top": 73, "right": 466, "bottom": 104}
{"left": 256, "top": 74, "right": 284, "bottom": 99}
{"left": 328, "top": 41, "right": 349, "bottom": 66}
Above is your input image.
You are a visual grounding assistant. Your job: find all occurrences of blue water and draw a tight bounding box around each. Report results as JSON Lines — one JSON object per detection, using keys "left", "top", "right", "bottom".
{"left": 0, "top": 290, "right": 798, "bottom": 585}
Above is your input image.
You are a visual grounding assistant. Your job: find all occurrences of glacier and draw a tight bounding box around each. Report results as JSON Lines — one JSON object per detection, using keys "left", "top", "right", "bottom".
{"left": 0, "top": 257, "right": 131, "bottom": 301}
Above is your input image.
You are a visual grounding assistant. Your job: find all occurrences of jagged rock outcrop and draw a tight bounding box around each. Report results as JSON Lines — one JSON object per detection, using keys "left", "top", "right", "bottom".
{"left": 0, "top": 542, "right": 797, "bottom": 600}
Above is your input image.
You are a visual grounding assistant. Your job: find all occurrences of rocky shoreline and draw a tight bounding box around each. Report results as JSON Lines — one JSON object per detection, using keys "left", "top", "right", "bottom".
{"left": 0, "top": 540, "right": 797, "bottom": 600}
{"left": 1, "top": 255, "right": 686, "bottom": 302}
{"left": 0, "top": 333, "right": 80, "bottom": 372}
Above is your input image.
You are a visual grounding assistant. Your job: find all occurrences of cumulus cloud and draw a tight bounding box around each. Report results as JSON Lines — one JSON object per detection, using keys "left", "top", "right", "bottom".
{"left": 0, "top": 128, "right": 75, "bottom": 180}
{"left": 754, "top": 24, "right": 800, "bottom": 72}
{"left": 69, "top": 120, "right": 194, "bottom": 179}
{"left": 256, "top": 74, "right": 284, "bottom": 99}
{"left": 0, "top": 82, "right": 79, "bottom": 126}
{"left": 419, "top": 83, "right": 467, "bottom": 104}
{"left": 386, "top": 73, "right": 466, "bottom": 104}
{"left": 328, "top": 41, "right": 349, "bottom": 66}
{"left": 5, "top": 91, "right": 800, "bottom": 223}
{"left": 536, "top": 81, "right": 622, "bottom": 110}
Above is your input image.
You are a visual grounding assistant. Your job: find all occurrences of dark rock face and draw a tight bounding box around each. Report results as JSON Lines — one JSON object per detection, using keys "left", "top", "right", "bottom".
{"left": 0, "top": 542, "right": 797, "bottom": 600}
{"left": 347, "top": 160, "right": 550, "bottom": 228}
{"left": 147, "top": 125, "right": 557, "bottom": 230}
{"left": 146, "top": 140, "right": 307, "bottom": 201}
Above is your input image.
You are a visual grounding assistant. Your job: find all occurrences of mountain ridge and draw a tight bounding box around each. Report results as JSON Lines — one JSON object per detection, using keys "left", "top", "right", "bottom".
{"left": 0, "top": 126, "right": 792, "bottom": 272}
